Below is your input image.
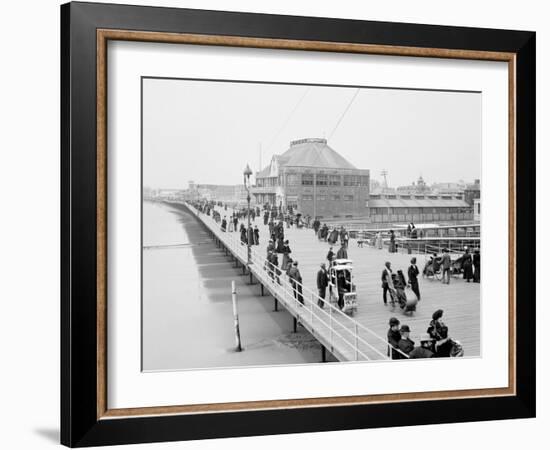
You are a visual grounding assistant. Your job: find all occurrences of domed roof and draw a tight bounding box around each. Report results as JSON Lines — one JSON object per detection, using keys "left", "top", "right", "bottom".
{"left": 276, "top": 138, "right": 357, "bottom": 170}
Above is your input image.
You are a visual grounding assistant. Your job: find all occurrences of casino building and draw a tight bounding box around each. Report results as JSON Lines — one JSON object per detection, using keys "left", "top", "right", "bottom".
{"left": 252, "top": 138, "right": 370, "bottom": 219}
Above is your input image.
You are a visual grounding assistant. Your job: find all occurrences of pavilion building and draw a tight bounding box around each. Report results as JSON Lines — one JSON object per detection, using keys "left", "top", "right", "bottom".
{"left": 252, "top": 138, "right": 370, "bottom": 219}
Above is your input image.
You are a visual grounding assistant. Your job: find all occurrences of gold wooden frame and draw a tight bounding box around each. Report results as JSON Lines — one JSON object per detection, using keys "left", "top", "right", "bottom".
{"left": 96, "top": 29, "right": 516, "bottom": 420}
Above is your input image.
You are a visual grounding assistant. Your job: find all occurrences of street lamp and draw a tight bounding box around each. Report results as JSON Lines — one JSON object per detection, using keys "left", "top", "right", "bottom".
{"left": 243, "top": 164, "right": 253, "bottom": 276}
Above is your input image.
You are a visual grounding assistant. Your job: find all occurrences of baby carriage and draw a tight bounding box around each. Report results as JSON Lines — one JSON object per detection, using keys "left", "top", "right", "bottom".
{"left": 450, "top": 340, "right": 464, "bottom": 357}
{"left": 423, "top": 255, "right": 442, "bottom": 280}
{"left": 389, "top": 270, "right": 417, "bottom": 314}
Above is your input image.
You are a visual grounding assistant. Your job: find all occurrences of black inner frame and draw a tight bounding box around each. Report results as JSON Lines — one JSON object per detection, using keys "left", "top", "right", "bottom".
{"left": 61, "top": 2, "right": 536, "bottom": 447}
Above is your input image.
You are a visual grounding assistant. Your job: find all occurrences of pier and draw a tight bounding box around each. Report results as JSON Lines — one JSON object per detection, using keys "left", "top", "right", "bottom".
{"left": 179, "top": 201, "right": 480, "bottom": 362}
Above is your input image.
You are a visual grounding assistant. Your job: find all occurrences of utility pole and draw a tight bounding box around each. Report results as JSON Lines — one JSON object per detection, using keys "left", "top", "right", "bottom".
{"left": 381, "top": 169, "right": 389, "bottom": 189}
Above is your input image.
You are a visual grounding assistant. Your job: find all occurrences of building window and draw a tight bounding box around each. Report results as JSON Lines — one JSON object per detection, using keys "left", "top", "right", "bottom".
{"left": 360, "top": 175, "right": 370, "bottom": 186}
{"left": 302, "top": 194, "right": 313, "bottom": 201}
{"left": 317, "top": 195, "right": 327, "bottom": 201}
{"left": 316, "top": 174, "right": 328, "bottom": 186}
{"left": 302, "top": 174, "right": 314, "bottom": 185}
{"left": 329, "top": 175, "right": 341, "bottom": 186}
{"left": 333, "top": 194, "right": 340, "bottom": 201}
{"left": 344, "top": 175, "right": 360, "bottom": 186}
{"left": 344, "top": 195, "right": 354, "bottom": 201}
{"left": 286, "top": 174, "right": 299, "bottom": 186}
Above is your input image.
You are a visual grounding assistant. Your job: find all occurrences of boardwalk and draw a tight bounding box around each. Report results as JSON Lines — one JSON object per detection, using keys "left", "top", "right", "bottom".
{"left": 184, "top": 202, "right": 480, "bottom": 360}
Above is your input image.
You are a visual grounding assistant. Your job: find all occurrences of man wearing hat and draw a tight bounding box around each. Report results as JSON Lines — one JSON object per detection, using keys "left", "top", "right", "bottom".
{"left": 381, "top": 261, "right": 394, "bottom": 305}
{"left": 387, "top": 317, "right": 402, "bottom": 359}
{"left": 397, "top": 325, "right": 415, "bottom": 357}
{"left": 316, "top": 263, "right": 329, "bottom": 308}
{"left": 409, "top": 334, "right": 435, "bottom": 359}
{"left": 326, "top": 246, "right": 335, "bottom": 267}
{"left": 288, "top": 261, "right": 304, "bottom": 305}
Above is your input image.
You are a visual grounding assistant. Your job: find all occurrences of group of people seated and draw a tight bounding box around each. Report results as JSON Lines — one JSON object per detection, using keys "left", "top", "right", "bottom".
{"left": 387, "top": 309, "right": 464, "bottom": 359}
{"left": 423, "top": 246, "right": 481, "bottom": 283}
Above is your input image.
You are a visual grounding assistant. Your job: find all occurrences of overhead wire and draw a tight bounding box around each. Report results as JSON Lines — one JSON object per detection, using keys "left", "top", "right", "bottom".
{"left": 265, "top": 87, "right": 310, "bottom": 152}
{"left": 328, "top": 88, "right": 361, "bottom": 141}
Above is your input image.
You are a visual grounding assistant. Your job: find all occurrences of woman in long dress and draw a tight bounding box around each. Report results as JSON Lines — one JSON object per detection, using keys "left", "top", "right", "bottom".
{"left": 389, "top": 230, "right": 396, "bottom": 253}
{"left": 462, "top": 248, "right": 474, "bottom": 282}
{"left": 282, "top": 241, "right": 291, "bottom": 272}
{"left": 240, "top": 224, "right": 247, "bottom": 245}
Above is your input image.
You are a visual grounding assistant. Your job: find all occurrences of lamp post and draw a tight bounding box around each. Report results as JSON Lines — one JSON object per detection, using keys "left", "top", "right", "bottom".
{"left": 243, "top": 164, "right": 253, "bottom": 276}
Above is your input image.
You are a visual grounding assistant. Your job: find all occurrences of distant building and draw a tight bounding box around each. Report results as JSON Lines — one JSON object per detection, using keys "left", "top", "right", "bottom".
{"left": 473, "top": 198, "right": 481, "bottom": 221}
{"left": 430, "top": 181, "right": 467, "bottom": 197}
{"left": 396, "top": 175, "right": 432, "bottom": 195}
{"left": 464, "top": 179, "right": 481, "bottom": 206}
{"left": 192, "top": 184, "right": 247, "bottom": 204}
{"left": 143, "top": 186, "right": 157, "bottom": 200}
{"left": 370, "top": 179, "right": 396, "bottom": 196}
{"left": 252, "top": 138, "right": 370, "bottom": 218}
{"left": 369, "top": 193, "right": 472, "bottom": 223}
{"left": 156, "top": 189, "right": 185, "bottom": 201}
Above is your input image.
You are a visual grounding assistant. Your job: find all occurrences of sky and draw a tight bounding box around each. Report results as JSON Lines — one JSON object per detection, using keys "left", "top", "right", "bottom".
{"left": 142, "top": 78, "right": 481, "bottom": 189}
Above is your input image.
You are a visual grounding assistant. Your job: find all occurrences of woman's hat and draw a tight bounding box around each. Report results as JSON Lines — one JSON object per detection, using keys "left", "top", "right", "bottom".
{"left": 389, "top": 317, "right": 400, "bottom": 326}
{"left": 432, "top": 309, "right": 444, "bottom": 321}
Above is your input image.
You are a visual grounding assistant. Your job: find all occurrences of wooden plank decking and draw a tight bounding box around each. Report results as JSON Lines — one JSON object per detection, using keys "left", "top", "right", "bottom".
{"left": 190, "top": 203, "right": 480, "bottom": 359}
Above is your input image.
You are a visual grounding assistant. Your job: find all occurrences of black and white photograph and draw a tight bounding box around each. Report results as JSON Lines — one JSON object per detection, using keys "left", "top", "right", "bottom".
{"left": 142, "top": 77, "right": 481, "bottom": 371}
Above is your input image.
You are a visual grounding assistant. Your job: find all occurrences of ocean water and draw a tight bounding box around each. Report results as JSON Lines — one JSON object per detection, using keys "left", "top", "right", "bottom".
{"left": 142, "top": 201, "right": 331, "bottom": 371}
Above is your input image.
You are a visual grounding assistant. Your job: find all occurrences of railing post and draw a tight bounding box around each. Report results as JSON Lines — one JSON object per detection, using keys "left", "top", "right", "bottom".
{"left": 329, "top": 307, "right": 333, "bottom": 347}
{"left": 355, "top": 323, "right": 359, "bottom": 361}
{"left": 231, "top": 281, "right": 242, "bottom": 352}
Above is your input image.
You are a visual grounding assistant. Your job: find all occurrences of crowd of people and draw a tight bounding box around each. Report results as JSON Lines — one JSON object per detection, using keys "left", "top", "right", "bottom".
{"left": 387, "top": 309, "right": 463, "bottom": 359}
{"left": 423, "top": 247, "right": 481, "bottom": 283}
{"left": 195, "top": 199, "right": 473, "bottom": 360}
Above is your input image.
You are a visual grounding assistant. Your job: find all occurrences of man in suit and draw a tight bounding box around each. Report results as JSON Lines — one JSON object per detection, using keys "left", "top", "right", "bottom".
{"left": 326, "top": 246, "right": 335, "bottom": 267}
{"left": 288, "top": 261, "right": 304, "bottom": 305}
{"left": 381, "top": 261, "right": 393, "bottom": 305}
{"left": 397, "top": 324, "right": 414, "bottom": 357}
{"left": 336, "top": 243, "right": 348, "bottom": 260}
{"left": 316, "top": 263, "right": 329, "bottom": 308}
{"left": 387, "top": 317, "right": 401, "bottom": 359}
{"left": 408, "top": 257, "right": 421, "bottom": 300}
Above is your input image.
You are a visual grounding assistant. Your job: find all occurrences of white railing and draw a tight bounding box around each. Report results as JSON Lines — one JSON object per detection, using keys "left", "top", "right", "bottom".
{"left": 183, "top": 201, "right": 409, "bottom": 361}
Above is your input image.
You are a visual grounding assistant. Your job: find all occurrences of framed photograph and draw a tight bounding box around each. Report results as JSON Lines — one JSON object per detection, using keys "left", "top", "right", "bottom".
{"left": 61, "top": 1, "right": 535, "bottom": 447}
